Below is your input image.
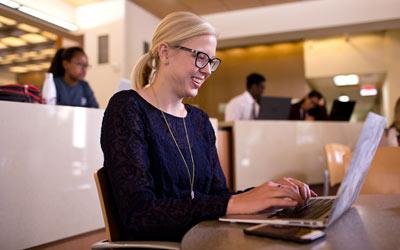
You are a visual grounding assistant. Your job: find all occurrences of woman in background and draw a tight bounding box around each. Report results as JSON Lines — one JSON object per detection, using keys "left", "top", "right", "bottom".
{"left": 48, "top": 47, "right": 99, "bottom": 108}
{"left": 101, "top": 12, "right": 316, "bottom": 242}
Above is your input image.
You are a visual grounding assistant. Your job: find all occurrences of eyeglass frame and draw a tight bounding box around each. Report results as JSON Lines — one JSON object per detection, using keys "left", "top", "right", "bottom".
{"left": 173, "top": 46, "right": 221, "bottom": 72}
{"left": 71, "top": 61, "right": 91, "bottom": 69}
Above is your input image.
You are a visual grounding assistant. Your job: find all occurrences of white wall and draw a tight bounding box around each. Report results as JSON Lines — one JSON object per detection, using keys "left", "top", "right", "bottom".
{"left": 76, "top": 0, "right": 126, "bottom": 108}
{"left": 125, "top": 1, "right": 160, "bottom": 81}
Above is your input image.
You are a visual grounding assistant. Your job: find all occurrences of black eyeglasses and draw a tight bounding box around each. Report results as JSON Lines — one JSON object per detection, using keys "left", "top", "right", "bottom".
{"left": 174, "top": 46, "right": 221, "bottom": 72}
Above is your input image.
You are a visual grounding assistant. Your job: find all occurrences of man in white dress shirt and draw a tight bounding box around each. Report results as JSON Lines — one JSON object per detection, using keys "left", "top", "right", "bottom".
{"left": 225, "top": 73, "right": 266, "bottom": 121}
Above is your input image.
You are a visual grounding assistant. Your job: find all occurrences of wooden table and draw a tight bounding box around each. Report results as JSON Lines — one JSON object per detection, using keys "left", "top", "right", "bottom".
{"left": 182, "top": 195, "right": 400, "bottom": 250}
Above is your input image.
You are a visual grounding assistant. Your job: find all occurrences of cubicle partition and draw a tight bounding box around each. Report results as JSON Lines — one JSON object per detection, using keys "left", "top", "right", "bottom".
{"left": 0, "top": 101, "right": 222, "bottom": 249}
{"left": 0, "top": 101, "right": 104, "bottom": 249}
{"left": 230, "top": 121, "right": 363, "bottom": 190}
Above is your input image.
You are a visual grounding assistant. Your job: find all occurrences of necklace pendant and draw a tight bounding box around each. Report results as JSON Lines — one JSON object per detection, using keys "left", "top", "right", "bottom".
{"left": 191, "top": 190, "right": 194, "bottom": 199}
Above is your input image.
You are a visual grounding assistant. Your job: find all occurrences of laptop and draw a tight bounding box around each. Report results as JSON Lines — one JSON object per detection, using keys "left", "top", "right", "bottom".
{"left": 330, "top": 99, "right": 356, "bottom": 121}
{"left": 115, "top": 78, "right": 132, "bottom": 93}
{"left": 257, "top": 96, "right": 291, "bottom": 120}
{"left": 219, "top": 112, "right": 386, "bottom": 228}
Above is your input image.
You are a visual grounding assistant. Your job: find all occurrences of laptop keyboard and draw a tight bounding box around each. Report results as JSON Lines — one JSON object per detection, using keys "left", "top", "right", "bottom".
{"left": 274, "top": 198, "right": 335, "bottom": 220}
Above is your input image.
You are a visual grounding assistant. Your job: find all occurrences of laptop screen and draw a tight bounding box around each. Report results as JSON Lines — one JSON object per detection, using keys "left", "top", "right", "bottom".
{"left": 257, "top": 96, "right": 291, "bottom": 120}
{"left": 330, "top": 100, "right": 356, "bottom": 121}
{"left": 327, "top": 112, "right": 386, "bottom": 225}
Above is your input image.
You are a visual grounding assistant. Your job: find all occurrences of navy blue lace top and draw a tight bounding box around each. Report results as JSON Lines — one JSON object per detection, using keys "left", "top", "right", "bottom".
{"left": 100, "top": 90, "right": 231, "bottom": 241}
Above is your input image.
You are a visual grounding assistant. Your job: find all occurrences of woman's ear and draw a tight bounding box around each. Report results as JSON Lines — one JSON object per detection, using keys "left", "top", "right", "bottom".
{"left": 158, "top": 42, "right": 169, "bottom": 65}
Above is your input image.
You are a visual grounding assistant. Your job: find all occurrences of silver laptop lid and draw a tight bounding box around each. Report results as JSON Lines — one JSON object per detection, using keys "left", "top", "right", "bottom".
{"left": 327, "top": 112, "right": 386, "bottom": 226}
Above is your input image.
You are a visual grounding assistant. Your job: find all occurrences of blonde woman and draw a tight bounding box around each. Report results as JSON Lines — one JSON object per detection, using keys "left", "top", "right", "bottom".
{"left": 101, "top": 12, "right": 316, "bottom": 241}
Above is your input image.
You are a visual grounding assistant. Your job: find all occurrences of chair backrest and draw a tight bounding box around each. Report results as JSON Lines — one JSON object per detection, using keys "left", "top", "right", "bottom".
{"left": 324, "top": 143, "right": 352, "bottom": 187}
{"left": 361, "top": 147, "right": 400, "bottom": 194}
{"left": 94, "top": 167, "right": 121, "bottom": 241}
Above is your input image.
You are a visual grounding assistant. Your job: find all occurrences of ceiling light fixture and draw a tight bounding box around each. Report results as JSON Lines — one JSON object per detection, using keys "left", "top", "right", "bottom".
{"left": 20, "top": 33, "right": 47, "bottom": 43}
{"left": 0, "top": 0, "right": 20, "bottom": 9}
{"left": 9, "top": 66, "right": 28, "bottom": 73}
{"left": 338, "top": 95, "right": 350, "bottom": 102}
{"left": 17, "top": 23, "right": 40, "bottom": 33}
{"left": 0, "top": 1, "right": 78, "bottom": 31}
{"left": 0, "top": 15, "right": 17, "bottom": 25}
{"left": 333, "top": 74, "right": 359, "bottom": 86}
{"left": 1, "top": 37, "right": 27, "bottom": 47}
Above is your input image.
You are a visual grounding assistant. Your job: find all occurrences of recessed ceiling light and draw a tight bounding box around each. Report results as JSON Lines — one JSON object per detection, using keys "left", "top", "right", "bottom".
{"left": 338, "top": 95, "right": 350, "bottom": 102}
{"left": 25, "top": 64, "right": 42, "bottom": 71}
{"left": 20, "top": 33, "right": 47, "bottom": 43}
{"left": 1, "top": 37, "right": 27, "bottom": 47}
{"left": 39, "top": 62, "right": 51, "bottom": 69}
{"left": 41, "top": 48, "right": 56, "bottom": 56}
{"left": 22, "top": 51, "right": 38, "bottom": 58}
{"left": 333, "top": 74, "right": 359, "bottom": 86}
{"left": 0, "top": 41, "right": 7, "bottom": 49}
{"left": 32, "top": 54, "right": 47, "bottom": 60}
{"left": 5, "top": 53, "right": 19, "bottom": 60}
{"left": 17, "top": 23, "right": 40, "bottom": 33}
{"left": 0, "top": 15, "right": 17, "bottom": 25}
{"left": 9, "top": 66, "right": 28, "bottom": 73}
{"left": 15, "top": 57, "right": 29, "bottom": 62}
{"left": 41, "top": 31, "right": 58, "bottom": 41}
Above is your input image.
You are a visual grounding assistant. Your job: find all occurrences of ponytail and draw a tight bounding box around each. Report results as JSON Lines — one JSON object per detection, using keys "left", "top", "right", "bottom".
{"left": 132, "top": 52, "right": 154, "bottom": 90}
{"left": 48, "top": 48, "right": 65, "bottom": 77}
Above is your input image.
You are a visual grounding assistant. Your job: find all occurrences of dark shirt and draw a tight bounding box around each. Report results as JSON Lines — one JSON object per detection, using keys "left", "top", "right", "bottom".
{"left": 289, "top": 100, "right": 328, "bottom": 121}
{"left": 100, "top": 90, "right": 231, "bottom": 241}
{"left": 289, "top": 101, "right": 304, "bottom": 120}
{"left": 54, "top": 77, "right": 99, "bottom": 108}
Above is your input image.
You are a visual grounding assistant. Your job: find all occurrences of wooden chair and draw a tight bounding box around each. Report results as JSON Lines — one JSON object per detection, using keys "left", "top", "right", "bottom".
{"left": 323, "top": 143, "right": 352, "bottom": 195}
{"left": 91, "top": 167, "right": 180, "bottom": 249}
{"left": 360, "top": 147, "right": 400, "bottom": 194}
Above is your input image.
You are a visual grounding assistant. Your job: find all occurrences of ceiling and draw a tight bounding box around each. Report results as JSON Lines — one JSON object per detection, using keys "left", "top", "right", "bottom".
{"left": 129, "top": 0, "right": 303, "bottom": 18}
{"left": 63, "top": 0, "right": 103, "bottom": 7}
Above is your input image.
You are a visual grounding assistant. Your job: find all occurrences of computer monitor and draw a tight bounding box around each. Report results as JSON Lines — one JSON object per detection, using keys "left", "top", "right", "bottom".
{"left": 257, "top": 96, "right": 291, "bottom": 120}
{"left": 330, "top": 100, "right": 356, "bottom": 121}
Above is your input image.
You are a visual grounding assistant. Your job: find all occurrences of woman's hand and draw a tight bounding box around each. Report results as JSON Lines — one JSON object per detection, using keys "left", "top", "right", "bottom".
{"left": 226, "top": 177, "right": 317, "bottom": 215}
{"left": 273, "top": 177, "right": 317, "bottom": 203}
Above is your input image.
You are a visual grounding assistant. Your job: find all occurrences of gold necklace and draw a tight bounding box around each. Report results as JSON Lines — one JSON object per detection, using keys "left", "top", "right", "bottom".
{"left": 151, "top": 87, "right": 196, "bottom": 199}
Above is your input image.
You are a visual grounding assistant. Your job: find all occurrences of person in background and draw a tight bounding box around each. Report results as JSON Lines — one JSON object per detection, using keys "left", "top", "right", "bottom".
{"left": 101, "top": 12, "right": 315, "bottom": 242}
{"left": 48, "top": 47, "right": 99, "bottom": 108}
{"left": 224, "top": 73, "right": 266, "bottom": 121}
{"left": 386, "top": 97, "right": 400, "bottom": 146}
{"left": 306, "top": 96, "right": 329, "bottom": 121}
{"left": 289, "top": 90, "right": 326, "bottom": 120}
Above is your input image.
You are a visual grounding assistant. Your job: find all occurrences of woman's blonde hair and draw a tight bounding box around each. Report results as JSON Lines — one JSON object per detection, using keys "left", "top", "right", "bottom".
{"left": 132, "top": 11, "right": 217, "bottom": 90}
